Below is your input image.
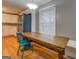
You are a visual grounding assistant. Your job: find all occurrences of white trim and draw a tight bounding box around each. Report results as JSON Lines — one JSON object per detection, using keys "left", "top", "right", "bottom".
{"left": 22, "top": 15, "right": 24, "bottom": 32}
{"left": 31, "top": 11, "right": 36, "bottom": 32}
{"left": 39, "top": 4, "right": 55, "bottom": 11}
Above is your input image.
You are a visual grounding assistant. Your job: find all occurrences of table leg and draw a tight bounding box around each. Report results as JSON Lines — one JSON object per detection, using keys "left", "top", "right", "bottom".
{"left": 58, "top": 53, "right": 63, "bottom": 59}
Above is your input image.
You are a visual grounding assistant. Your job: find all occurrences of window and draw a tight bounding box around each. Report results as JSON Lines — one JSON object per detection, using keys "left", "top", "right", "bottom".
{"left": 39, "top": 5, "right": 56, "bottom": 35}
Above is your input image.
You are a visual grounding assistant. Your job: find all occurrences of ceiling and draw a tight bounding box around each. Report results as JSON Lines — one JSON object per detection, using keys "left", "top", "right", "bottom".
{"left": 2, "top": 0, "right": 52, "bottom": 14}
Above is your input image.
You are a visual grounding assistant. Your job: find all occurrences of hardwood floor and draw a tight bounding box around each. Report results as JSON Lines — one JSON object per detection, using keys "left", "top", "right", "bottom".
{"left": 2, "top": 36, "right": 46, "bottom": 59}
{"left": 2, "top": 35, "right": 69, "bottom": 59}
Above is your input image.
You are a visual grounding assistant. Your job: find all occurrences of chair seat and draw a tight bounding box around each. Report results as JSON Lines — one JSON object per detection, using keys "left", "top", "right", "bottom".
{"left": 19, "top": 39, "right": 29, "bottom": 45}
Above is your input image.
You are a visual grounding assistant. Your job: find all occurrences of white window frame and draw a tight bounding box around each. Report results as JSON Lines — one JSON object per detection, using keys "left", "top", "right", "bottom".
{"left": 39, "top": 5, "right": 56, "bottom": 35}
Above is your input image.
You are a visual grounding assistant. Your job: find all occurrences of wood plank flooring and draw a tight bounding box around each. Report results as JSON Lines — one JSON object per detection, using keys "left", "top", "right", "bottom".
{"left": 3, "top": 35, "right": 73, "bottom": 59}
{"left": 2, "top": 36, "right": 46, "bottom": 59}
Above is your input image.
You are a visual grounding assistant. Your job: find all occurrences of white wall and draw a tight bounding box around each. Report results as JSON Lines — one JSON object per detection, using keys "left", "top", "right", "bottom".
{"left": 31, "top": 11, "right": 36, "bottom": 32}
{"left": 20, "top": 9, "right": 32, "bottom": 15}
{"left": 56, "top": 0, "right": 76, "bottom": 41}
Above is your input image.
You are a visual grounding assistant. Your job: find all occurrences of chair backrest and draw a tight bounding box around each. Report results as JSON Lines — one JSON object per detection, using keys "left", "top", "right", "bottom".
{"left": 16, "top": 32, "right": 23, "bottom": 42}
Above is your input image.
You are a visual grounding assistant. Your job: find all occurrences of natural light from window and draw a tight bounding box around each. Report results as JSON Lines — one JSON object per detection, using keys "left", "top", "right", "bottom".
{"left": 39, "top": 5, "right": 56, "bottom": 35}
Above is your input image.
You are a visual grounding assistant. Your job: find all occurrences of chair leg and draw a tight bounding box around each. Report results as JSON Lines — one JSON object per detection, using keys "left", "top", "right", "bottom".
{"left": 29, "top": 43, "right": 33, "bottom": 52}
{"left": 31, "top": 45, "right": 33, "bottom": 52}
{"left": 22, "top": 51, "right": 24, "bottom": 59}
{"left": 17, "top": 45, "right": 20, "bottom": 55}
{"left": 22, "top": 47, "right": 24, "bottom": 59}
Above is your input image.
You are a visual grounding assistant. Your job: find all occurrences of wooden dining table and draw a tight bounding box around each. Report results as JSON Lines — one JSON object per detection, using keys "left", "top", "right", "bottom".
{"left": 22, "top": 32, "right": 69, "bottom": 59}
